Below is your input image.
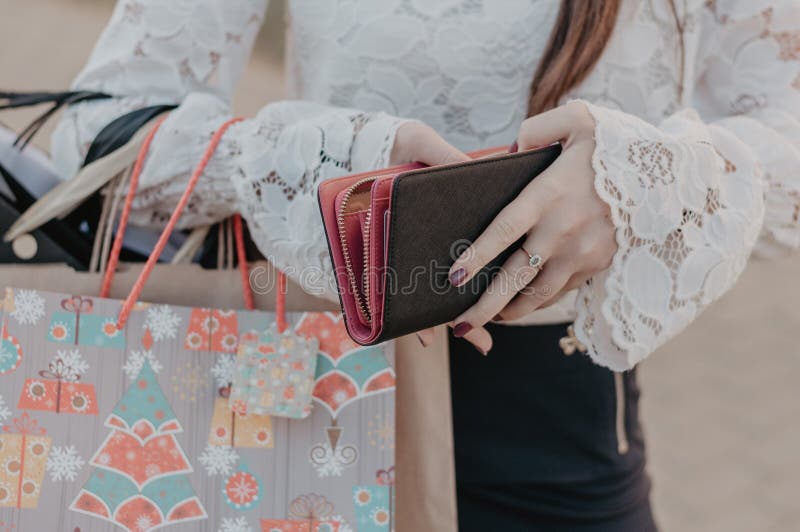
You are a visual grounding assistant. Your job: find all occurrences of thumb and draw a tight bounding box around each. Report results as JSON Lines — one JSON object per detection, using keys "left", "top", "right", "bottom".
{"left": 517, "top": 104, "right": 575, "bottom": 150}
{"left": 393, "top": 122, "right": 469, "bottom": 166}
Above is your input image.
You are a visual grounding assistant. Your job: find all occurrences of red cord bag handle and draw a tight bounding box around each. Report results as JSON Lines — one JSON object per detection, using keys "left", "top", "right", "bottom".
{"left": 99, "top": 115, "right": 288, "bottom": 331}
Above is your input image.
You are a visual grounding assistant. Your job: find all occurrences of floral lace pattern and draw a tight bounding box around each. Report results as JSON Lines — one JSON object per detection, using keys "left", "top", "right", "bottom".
{"left": 570, "top": 0, "right": 800, "bottom": 369}
{"left": 50, "top": 0, "right": 800, "bottom": 369}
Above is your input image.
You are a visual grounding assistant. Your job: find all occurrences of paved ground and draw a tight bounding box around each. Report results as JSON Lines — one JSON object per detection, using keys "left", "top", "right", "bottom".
{"left": 2, "top": 2, "right": 799, "bottom": 530}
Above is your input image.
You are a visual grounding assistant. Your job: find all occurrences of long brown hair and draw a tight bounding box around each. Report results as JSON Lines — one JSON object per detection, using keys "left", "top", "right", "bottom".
{"left": 528, "top": 0, "right": 683, "bottom": 116}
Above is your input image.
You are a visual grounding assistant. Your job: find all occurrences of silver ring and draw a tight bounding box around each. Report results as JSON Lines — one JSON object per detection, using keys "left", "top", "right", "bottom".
{"left": 521, "top": 246, "right": 544, "bottom": 271}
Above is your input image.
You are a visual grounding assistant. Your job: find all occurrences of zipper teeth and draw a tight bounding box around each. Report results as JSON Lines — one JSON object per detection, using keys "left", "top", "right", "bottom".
{"left": 362, "top": 207, "right": 373, "bottom": 310}
{"left": 614, "top": 372, "right": 630, "bottom": 455}
{"left": 335, "top": 174, "right": 391, "bottom": 323}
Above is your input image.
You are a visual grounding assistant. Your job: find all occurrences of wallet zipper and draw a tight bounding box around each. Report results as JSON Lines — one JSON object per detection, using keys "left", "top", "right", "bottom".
{"left": 336, "top": 175, "right": 386, "bottom": 324}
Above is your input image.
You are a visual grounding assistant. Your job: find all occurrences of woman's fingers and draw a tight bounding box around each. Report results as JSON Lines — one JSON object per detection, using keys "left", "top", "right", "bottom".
{"left": 517, "top": 102, "right": 588, "bottom": 150}
{"left": 455, "top": 215, "right": 566, "bottom": 336}
{"left": 456, "top": 323, "right": 493, "bottom": 356}
{"left": 496, "top": 258, "right": 573, "bottom": 321}
{"left": 416, "top": 324, "right": 492, "bottom": 356}
{"left": 390, "top": 122, "right": 470, "bottom": 166}
{"left": 448, "top": 162, "right": 563, "bottom": 287}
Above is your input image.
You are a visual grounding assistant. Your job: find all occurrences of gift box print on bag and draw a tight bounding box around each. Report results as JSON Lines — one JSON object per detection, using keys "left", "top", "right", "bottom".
{"left": 185, "top": 308, "right": 240, "bottom": 353}
{"left": 17, "top": 349, "right": 98, "bottom": 415}
{"left": 47, "top": 295, "right": 125, "bottom": 349}
{"left": 261, "top": 493, "right": 342, "bottom": 532}
{"left": 0, "top": 287, "right": 395, "bottom": 531}
{"left": 209, "top": 353, "right": 275, "bottom": 448}
{"left": 0, "top": 413, "right": 52, "bottom": 509}
{"left": 352, "top": 468, "right": 395, "bottom": 532}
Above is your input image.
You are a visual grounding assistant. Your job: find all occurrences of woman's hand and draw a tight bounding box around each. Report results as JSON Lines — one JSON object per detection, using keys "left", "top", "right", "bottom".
{"left": 447, "top": 101, "right": 617, "bottom": 355}
{"left": 390, "top": 122, "right": 496, "bottom": 351}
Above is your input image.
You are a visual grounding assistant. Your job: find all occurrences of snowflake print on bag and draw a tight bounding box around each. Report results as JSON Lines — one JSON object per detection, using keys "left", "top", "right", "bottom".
{"left": 220, "top": 516, "right": 253, "bottom": 532}
{"left": 143, "top": 305, "right": 182, "bottom": 342}
{"left": 210, "top": 354, "right": 236, "bottom": 389}
{"left": 9, "top": 290, "right": 45, "bottom": 326}
{"left": 310, "top": 438, "right": 358, "bottom": 478}
{"left": 198, "top": 444, "right": 239, "bottom": 476}
{"left": 45, "top": 445, "right": 85, "bottom": 482}
{"left": 122, "top": 349, "right": 163, "bottom": 380}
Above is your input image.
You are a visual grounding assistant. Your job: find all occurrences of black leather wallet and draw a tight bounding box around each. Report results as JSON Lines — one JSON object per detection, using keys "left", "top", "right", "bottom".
{"left": 318, "top": 144, "right": 562, "bottom": 345}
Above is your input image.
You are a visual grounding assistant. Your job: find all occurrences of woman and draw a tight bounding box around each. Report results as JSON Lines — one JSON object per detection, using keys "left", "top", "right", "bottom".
{"left": 52, "top": 0, "right": 799, "bottom": 530}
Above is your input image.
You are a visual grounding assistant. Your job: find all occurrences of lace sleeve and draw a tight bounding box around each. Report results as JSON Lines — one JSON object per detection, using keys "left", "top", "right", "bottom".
{"left": 50, "top": 0, "right": 408, "bottom": 300}
{"left": 574, "top": 0, "right": 800, "bottom": 370}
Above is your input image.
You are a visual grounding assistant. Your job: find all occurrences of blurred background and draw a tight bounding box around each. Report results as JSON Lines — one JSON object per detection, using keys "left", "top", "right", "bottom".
{"left": 1, "top": 1, "right": 799, "bottom": 530}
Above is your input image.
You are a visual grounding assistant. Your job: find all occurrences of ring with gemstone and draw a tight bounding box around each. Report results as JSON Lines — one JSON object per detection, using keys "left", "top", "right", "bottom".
{"left": 521, "top": 246, "right": 544, "bottom": 271}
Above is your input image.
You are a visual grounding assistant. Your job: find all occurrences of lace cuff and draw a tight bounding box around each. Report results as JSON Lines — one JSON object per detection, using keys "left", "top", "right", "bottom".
{"left": 574, "top": 101, "right": 765, "bottom": 370}
{"left": 225, "top": 100, "right": 408, "bottom": 299}
{"left": 52, "top": 93, "right": 408, "bottom": 300}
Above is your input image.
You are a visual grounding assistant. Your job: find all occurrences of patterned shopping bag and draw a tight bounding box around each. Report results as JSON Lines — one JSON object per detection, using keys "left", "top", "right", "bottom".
{"left": 0, "top": 117, "right": 395, "bottom": 532}
{"left": 0, "top": 286, "right": 395, "bottom": 531}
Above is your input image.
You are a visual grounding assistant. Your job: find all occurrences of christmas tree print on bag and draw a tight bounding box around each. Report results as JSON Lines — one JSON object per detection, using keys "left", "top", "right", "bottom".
{"left": 0, "top": 319, "right": 22, "bottom": 376}
{"left": 0, "top": 413, "right": 52, "bottom": 509}
{"left": 17, "top": 349, "right": 97, "bottom": 415}
{"left": 70, "top": 360, "right": 206, "bottom": 530}
{"left": 47, "top": 296, "right": 125, "bottom": 349}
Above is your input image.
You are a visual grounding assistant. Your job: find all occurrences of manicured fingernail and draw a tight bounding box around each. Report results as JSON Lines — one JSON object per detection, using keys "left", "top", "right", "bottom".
{"left": 416, "top": 332, "right": 428, "bottom": 347}
{"left": 453, "top": 322, "right": 472, "bottom": 338}
{"left": 509, "top": 141, "right": 519, "bottom": 153}
{"left": 493, "top": 314, "right": 503, "bottom": 322}
{"left": 450, "top": 268, "right": 467, "bottom": 286}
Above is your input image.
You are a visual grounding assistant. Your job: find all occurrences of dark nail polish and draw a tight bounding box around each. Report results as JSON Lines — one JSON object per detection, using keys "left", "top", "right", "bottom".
{"left": 453, "top": 322, "right": 473, "bottom": 338}
{"left": 416, "top": 333, "right": 428, "bottom": 347}
{"left": 509, "top": 141, "right": 519, "bottom": 153}
{"left": 450, "top": 268, "right": 467, "bottom": 286}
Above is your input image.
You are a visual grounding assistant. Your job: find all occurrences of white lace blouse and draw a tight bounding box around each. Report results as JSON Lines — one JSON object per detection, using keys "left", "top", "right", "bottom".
{"left": 51, "top": 0, "right": 800, "bottom": 371}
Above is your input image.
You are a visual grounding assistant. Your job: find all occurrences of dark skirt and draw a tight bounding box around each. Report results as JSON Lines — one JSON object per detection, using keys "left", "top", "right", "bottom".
{"left": 449, "top": 323, "right": 657, "bottom": 532}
